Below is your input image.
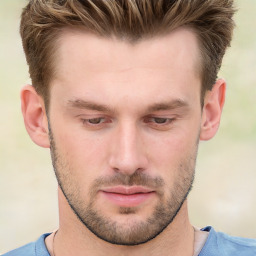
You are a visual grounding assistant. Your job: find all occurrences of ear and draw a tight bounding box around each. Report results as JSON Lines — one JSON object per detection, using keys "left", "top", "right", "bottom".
{"left": 21, "top": 85, "right": 50, "bottom": 148}
{"left": 200, "top": 79, "right": 226, "bottom": 141}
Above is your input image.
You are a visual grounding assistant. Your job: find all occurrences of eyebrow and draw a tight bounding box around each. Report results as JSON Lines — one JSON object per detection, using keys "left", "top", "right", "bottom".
{"left": 67, "top": 98, "right": 189, "bottom": 113}
{"left": 67, "top": 99, "right": 114, "bottom": 113}
{"left": 147, "top": 99, "right": 189, "bottom": 112}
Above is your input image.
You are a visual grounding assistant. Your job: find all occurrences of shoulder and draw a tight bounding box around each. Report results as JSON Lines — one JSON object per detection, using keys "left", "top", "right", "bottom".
{"left": 200, "top": 226, "right": 256, "bottom": 256}
{"left": 2, "top": 242, "right": 36, "bottom": 256}
{"left": 1, "top": 233, "right": 51, "bottom": 256}
{"left": 216, "top": 231, "right": 256, "bottom": 255}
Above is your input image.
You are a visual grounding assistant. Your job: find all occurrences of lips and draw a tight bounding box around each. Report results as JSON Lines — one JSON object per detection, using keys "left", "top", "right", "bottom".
{"left": 102, "top": 186, "right": 154, "bottom": 194}
{"left": 100, "top": 186, "right": 155, "bottom": 207}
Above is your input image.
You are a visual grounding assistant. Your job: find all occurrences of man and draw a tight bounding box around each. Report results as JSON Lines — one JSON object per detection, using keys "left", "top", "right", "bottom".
{"left": 3, "top": 0, "right": 256, "bottom": 255}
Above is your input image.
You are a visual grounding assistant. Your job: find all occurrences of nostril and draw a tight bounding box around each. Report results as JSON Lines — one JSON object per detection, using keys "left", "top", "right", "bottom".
{"left": 113, "top": 167, "right": 119, "bottom": 173}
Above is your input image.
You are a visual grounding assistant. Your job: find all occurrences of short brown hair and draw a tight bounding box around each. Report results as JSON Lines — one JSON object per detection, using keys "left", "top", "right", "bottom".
{"left": 20, "top": 0, "right": 236, "bottom": 106}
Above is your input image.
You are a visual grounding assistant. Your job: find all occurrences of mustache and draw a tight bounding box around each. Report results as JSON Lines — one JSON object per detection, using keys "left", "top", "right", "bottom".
{"left": 89, "top": 171, "right": 165, "bottom": 196}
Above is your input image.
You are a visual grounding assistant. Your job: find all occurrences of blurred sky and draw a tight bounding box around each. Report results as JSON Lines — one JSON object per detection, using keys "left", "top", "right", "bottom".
{"left": 0, "top": 0, "right": 256, "bottom": 253}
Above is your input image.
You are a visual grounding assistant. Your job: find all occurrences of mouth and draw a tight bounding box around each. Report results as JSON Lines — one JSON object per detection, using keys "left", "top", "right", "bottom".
{"left": 99, "top": 186, "right": 156, "bottom": 208}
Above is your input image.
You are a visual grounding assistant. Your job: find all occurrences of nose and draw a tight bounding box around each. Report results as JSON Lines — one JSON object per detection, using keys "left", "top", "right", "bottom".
{"left": 108, "top": 122, "right": 148, "bottom": 176}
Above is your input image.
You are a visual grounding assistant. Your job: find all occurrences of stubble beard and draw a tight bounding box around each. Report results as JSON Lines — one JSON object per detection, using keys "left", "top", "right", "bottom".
{"left": 49, "top": 128, "right": 197, "bottom": 246}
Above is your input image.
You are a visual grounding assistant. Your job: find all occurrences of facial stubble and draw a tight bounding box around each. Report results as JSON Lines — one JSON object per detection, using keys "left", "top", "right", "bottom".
{"left": 49, "top": 126, "right": 196, "bottom": 246}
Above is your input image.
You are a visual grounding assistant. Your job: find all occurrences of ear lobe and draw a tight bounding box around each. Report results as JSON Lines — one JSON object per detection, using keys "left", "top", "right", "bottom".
{"left": 200, "top": 79, "right": 226, "bottom": 141}
{"left": 21, "top": 85, "right": 50, "bottom": 148}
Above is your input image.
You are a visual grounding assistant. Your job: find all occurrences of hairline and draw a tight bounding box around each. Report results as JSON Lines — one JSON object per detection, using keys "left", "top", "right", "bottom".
{"left": 44, "top": 25, "right": 205, "bottom": 112}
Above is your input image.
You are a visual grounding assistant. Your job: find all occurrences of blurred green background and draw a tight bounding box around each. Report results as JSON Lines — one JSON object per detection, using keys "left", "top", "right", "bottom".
{"left": 0, "top": 0, "right": 255, "bottom": 253}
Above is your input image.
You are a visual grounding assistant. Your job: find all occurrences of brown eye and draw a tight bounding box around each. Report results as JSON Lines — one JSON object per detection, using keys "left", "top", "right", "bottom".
{"left": 81, "top": 116, "right": 113, "bottom": 130}
{"left": 143, "top": 116, "right": 175, "bottom": 129}
{"left": 153, "top": 117, "right": 168, "bottom": 124}
{"left": 88, "top": 118, "right": 104, "bottom": 124}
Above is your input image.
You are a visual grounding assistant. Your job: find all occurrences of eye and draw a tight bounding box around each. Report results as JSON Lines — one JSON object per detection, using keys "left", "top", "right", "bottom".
{"left": 144, "top": 117, "right": 174, "bottom": 125}
{"left": 81, "top": 117, "right": 110, "bottom": 127}
{"left": 87, "top": 118, "right": 105, "bottom": 124}
{"left": 153, "top": 117, "right": 169, "bottom": 124}
{"left": 143, "top": 116, "right": 175, "bottom": 130}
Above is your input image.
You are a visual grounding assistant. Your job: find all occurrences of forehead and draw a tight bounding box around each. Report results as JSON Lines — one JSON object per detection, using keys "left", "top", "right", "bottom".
{"left": 50, "top": 27, "right": 202, "bottom": 110}
{"left": 54, "top": 27, "right": 201, "bottom": 80}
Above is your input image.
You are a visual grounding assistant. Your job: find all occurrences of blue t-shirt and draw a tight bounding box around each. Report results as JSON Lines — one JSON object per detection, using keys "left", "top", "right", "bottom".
{"left": 2, "top": 227, "right": 256, "bottom": 256}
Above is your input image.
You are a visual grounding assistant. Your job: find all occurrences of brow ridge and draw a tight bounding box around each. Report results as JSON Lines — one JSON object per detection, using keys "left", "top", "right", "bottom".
{"left": 68, "top": 99, "right": 113, "bottom": 112}
{"left": 67, "top": 98, "right": 189, "bottom": 113}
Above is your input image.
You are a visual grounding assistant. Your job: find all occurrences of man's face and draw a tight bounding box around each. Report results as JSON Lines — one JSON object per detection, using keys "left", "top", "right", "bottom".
{"left": 48, "top": 28, "right": 202, "bottom": 245}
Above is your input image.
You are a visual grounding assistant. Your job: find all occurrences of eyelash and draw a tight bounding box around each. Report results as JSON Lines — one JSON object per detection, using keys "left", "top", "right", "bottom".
{"left": 80, "top": 116, "right": 175, "bottom": 129}
{"left": 144, "top": 117, "right": 174, "bottom": 125}
{"left": 82, "top": 117, "right": 109, "bottom": 126}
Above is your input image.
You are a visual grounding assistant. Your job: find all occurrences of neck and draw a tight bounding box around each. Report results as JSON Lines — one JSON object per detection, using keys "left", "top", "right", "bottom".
{"left": 54, "top": 188, "right": 194, "bottom": 256}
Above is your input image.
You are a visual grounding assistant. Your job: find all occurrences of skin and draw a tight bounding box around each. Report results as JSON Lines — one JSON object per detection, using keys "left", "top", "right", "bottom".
{"left": 21, "top": 27, "right": 226, "bottom": 256}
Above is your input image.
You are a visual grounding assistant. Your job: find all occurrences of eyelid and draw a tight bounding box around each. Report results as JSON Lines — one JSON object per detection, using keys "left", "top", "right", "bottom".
{"left": 83, "top": 117, "right": 105, "bottom": 124}
{"left": 144, "top": 115, "right": 175, "bottom": 121}
{"left": 80, "top": 116, "right": 113, "bottom": 129}
{"left": 143, "top": 116, "right": 176, "bottom": 125}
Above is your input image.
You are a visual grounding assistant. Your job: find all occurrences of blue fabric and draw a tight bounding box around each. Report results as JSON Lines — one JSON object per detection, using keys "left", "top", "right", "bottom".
{"left": 199, "top": 227, "right": 256, "bottom": 256}
{"left": 2, "top": 227, "right": 256, "bottom": 255}
{"left": 2, "top": 233, "right": 51, "bottom": 256}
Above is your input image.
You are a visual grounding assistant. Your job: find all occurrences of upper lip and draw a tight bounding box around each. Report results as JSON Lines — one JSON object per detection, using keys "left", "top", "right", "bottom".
{"left": 101, "top": 186, "right": 155, "bottom": 195}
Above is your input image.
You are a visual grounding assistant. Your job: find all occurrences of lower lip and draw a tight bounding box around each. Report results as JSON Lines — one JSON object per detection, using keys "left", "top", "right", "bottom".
{"left": 100, "top": 191, "right": 155, "bottom": 207}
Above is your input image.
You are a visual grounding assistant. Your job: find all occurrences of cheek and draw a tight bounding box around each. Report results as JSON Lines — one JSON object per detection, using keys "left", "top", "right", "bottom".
{"left": 60, "top": 134, "right": 107, "bottom": 167}
{"left": 51, "top": 120, "right": 109, "bottom": 183}
{"left": 149, "top": 138, "right": 184, "bottom": 178}
{"left": 146, "top": 126, "right": 199, "bottom": 178}
{"left": 52, "top": 133, "right": 107, "bottom": 197}
{"left": 148, "top": 131, "right": 196, "bottom": 161}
